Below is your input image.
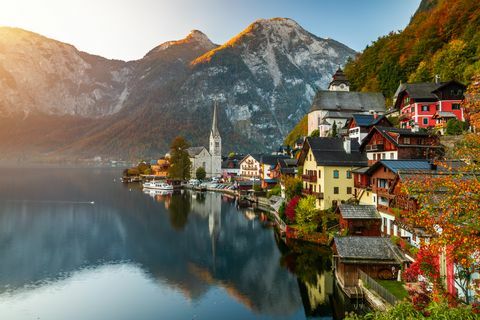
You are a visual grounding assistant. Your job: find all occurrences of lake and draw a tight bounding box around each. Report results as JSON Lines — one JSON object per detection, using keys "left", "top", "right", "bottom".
{"left": 0, "top": 168, "right": 360, "bottom": 319}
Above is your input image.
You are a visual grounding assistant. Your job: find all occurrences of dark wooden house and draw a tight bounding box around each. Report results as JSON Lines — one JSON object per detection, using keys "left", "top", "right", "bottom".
{"left": 337, "top": 204, "right": 381, "bottom": 236}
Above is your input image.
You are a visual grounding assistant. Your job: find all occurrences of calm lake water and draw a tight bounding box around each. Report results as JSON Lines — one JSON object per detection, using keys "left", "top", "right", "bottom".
{"left": 0, "top": 168, "right": 360, "bottom": 320}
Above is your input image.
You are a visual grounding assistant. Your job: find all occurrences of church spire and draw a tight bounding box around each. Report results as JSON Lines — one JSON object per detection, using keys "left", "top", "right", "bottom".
{"left": 211, "top": 101, "right": 220, "bottom": 137}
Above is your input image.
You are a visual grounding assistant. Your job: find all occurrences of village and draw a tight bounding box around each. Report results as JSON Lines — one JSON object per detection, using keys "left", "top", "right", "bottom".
{"left": 123, "top": 68, "right": 479, "bottom": 313}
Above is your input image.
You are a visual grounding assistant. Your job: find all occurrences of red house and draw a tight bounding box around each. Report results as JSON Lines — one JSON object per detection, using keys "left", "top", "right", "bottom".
{"left": 394, "top": 80, "right": 466, "bottom": 130}
{"left": 337, "top": 204, "right": 381, "bottom": 236}
{"left": 359, "top": 126, "right": 443, "bottom": 166}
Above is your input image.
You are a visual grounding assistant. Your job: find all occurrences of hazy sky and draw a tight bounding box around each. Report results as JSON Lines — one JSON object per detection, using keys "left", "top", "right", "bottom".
{"left": 0, "top": 0, "right": 421, "bottom": 61}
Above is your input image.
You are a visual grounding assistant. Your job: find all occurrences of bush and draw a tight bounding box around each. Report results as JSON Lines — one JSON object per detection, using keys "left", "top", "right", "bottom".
{"left": 278, "top": 202, "right": 286, "bottom": 220}
{"left": 195, "top": 167, "right": 206, "bottom": 180}
{"left": 446, "top": 118, "right": 467, "bottom": 135}
{"left": 253, "top": 184, "right": 262, "bottom": 192}
{"left": 283, "top": 176, "right": 303, "bottom": 200}
{"left": 285, "top": 196, "right": 300, "bottom": 224}
{"left": 295, "top": 195, "right": 318, "bottom": 226}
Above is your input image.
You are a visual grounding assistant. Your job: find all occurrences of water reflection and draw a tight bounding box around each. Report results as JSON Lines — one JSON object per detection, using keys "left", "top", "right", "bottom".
{"left": 0, "top": 168, "right": 310, "bottom": 319}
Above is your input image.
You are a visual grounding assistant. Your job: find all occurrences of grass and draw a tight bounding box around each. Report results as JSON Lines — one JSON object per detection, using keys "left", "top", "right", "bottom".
{"left": 377, "top": 280, "right": 409, "bottom": 300}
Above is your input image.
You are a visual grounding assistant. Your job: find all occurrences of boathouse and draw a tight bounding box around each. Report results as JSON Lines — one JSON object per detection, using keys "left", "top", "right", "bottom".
{"left": 333, "top": 236, "right": 408, "bottom": 292}
{"left": 337, "top": 204, "right": 381, "bottom": 237}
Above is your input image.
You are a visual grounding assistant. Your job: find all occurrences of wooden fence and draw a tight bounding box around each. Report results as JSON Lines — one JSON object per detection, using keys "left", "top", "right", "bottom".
{"left": 359, "top": 270, "right": 398, "bottom": 306}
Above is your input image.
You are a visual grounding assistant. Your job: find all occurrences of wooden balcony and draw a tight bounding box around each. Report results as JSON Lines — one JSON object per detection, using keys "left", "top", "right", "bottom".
{"left": 302, "top": 174, "right": 317, "bottom": 183}
{"left": 366, "top": 144, "right": 384, "bottom": 152}
{"left": 302, "top": 189, "right": 324, "bottom": 199}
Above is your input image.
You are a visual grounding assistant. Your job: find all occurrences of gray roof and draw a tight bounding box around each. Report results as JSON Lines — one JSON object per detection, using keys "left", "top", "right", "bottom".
{"left": 310, "top": 91, "right": 386, "bottom": 113}
{"left": 334, "top": 236, "right": 407, "bottom": 263}
{"left": 339, "top": 204, "right": 380, "bottom": 219}
{"left": 187, "top": 146, "right": 208, "bottom": 157}
{"left": 304, "top": 137, "right": 368, "bottom": 167}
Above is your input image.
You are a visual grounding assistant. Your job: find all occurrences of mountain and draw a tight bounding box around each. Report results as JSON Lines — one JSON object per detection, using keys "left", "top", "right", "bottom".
{"left": 344, "top": 0, "right": 480, "bottom": 104}
{"left": 0, "top": 18, "right": 355, "bottom": 161}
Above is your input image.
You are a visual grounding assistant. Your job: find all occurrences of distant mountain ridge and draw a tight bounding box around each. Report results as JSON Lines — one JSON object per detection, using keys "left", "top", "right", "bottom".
{"left": 0, "top": 18, "right": 355, "bottom": 161}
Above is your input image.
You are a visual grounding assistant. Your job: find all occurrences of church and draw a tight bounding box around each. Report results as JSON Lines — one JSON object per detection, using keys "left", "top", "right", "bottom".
{"left": 187, "top": 103, "right": 222, "bottom": 178}
{"left": 307, "top": 68, "right": 386, "bottom": 137}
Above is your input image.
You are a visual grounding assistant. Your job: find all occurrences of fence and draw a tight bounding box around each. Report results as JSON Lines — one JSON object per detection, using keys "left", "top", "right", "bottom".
{"left": 359, "top": 270, "right": 398, "bottom": 306}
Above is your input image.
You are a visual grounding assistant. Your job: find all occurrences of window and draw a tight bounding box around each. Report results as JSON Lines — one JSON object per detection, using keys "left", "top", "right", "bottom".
{"left": 347, "top": 187, "right": 352, "bottom": 194}
{"left": 452, "top": 103, "right": 461, "bottom": 110}
{"left": 421, "top": 105, "right": 429, "bottom": 112}
{"left": 411, "top": 106, "right": 415, "bottom": 113}
{"left": 346, "top": 170, "right": 352, "bottom": 179}
{"left": 404, "top": 137, "right": 410, "bottom": 144}
{"left": 333, "top": 170, "right": 339, "bottom": 179}
{"left": 373, "top": 154, "right": 376, "bottom": 160}
{"left": 334, "top": 187, "right": 339, "bottom": 194}
{"left": 318, "top": 170, "right": 321, "bottom": 178}
{"left": 390, "top": 152, "right": 394, "bottom": 159}
{"left": 423, "top": 118, "right": 428, "bottom": 125}
{"left": 381, "top": 153, "right": 386, "bottom": 159}
{"left": 436, "top": 105, "right": 440, "bottom": 111}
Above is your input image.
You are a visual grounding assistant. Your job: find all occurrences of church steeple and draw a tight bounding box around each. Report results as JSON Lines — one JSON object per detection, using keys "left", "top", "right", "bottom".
{"left": 209, "top": 102, "right": 221, "bottom": 158}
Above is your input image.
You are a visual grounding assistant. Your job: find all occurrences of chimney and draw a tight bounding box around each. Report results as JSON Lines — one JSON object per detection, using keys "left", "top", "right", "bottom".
{"left": 434, "top": 74, "right": 440, "bottom": 84}
{"left": 343, "top": 137, "right": 351, "bottom": 154}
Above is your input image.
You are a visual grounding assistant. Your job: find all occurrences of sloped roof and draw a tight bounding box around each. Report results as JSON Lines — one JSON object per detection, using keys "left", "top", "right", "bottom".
{"left": 310, "top": 91, "right": 386, "bottom": 113}
{"left": 394, "top": 80, "right": 466, "bottom": 108}
{"left": 359, "top": 126, "right": 441, "bottom": 151}
{"left": 334, "top": 236, "right": 407, "bottom": 262}
{"left": 187, "top": 146, "right": 208, "bottom": 157}
{"left": 350, "top": 114, "right": 391, "bottom": 127}
{"left": 329, "top": 67, "right": 350, "bottom": 86}
{"left": 338, "top": 204, "right": 380, "bottom": 219}
{"left": 261, "top": 154, "right": 289, "bottom": 166}
{"left": 301, "top": 137, "right": 368, "bottom": 167}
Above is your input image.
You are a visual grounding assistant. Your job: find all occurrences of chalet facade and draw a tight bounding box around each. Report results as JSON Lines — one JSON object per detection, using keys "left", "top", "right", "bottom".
{"left": 238, "top": 154, "right": 261, "bottom": 180}
{"left": 359, "top": 126, "right": 442, "bottom": 166}
{"left": 393, "top": 80, "right": 466, "bottom": 130}
{"left": 298, "top": 137, "right": 367, "bottom": 210}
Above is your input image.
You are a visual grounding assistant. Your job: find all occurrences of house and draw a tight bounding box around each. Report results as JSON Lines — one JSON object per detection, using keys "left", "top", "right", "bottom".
{"left": 238, "top": 154, "right": 261, "bottom": 180}
{"left": 298, "top": 137, "right": 368, "bottom": 210}
{"left": 344, "top": 114, "right": 392, "bottom": 143}
{"left": 259, "top": 155, "right": 289, "bottom": 181}
{"left": 393, "top": 79, "right": 466, "bottom": 130}
{"left": 337, "top": 204, "right": 381, "bottom": 237}
{"left": 187, "top": 103, "right": 222, "bottom": 178}
{"left": 271, "top": 158, "right": 298, "bottom": 179}
{"left": 359, "top": 126, "right": 443, "bottom": 165}
{"left": 307, "top": 69, "right": 386, "bottom": 136}
{"left": 221, "top": 157, "right": 241, "bottom": 181}
{"left": 333, "top": 236, "right": 408, "bottom": 294}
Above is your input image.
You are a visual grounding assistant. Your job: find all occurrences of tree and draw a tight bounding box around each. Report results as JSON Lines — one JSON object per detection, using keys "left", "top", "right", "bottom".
{"left": 195, "top": 167, "right": 206, "bottom": 180}
{"left": 310, "top": 129, "right": 319, "bottom": 137}
{"left": 295, "top": 195, "right": 318, "bottom": 225}
{"left": 283, "top": 176, "right": 303, "bottom": 200}
{"left": 331, "top": 121, "right": 337, "bottom": 137}
{"left": 168, "top": 136, "right": 191, "bottom": 180}
{"left": 445, "top": 118, "right": 465, "bottom": 135}
{"left": 285, "top": 196, "right": 300, "bottom": 224}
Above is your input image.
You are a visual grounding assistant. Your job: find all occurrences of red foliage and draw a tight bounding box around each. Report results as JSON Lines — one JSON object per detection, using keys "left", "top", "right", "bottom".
{"left": 407, "top": 282, "right": 431, "bottom": 312}
{"left": 403, "top": 246, "right": 440, "bottom": 284}
{"left": 285, "top": 196, "right": 300, "bottom": 223}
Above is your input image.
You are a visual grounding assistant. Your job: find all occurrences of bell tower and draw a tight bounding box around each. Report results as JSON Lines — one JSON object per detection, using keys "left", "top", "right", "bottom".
{"left": 209, "top": 102, "right": 222, "bottom": 176}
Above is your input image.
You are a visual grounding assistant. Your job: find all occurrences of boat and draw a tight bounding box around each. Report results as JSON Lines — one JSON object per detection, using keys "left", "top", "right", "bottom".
{"left": 142, "top": 181, "right": 174, "bottom": 191}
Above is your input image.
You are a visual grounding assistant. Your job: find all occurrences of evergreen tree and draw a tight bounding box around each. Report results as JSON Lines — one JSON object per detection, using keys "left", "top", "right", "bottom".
{"left": 331, "top": 121, "right": 337, "bottom": 137}
{"left": 168, "top": 136, "right": 191, "bottom": 180}
{"left": 195, "top": 167, "right": 206, "bottom": 180}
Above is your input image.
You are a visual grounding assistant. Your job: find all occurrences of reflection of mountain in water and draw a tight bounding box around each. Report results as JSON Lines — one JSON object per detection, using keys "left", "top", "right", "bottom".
{"left": 0, "top": 168, "right": 302, "bottom": 316}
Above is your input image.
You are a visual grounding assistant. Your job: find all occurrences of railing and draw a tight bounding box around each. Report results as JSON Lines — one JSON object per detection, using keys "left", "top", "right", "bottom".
{"left": 366, "top": 144, "right": 384, "bottom": 151}
{"left": 242, "top": 165, "right": 258, "bottom": 171}
{"left": 359, "top": 270, "right": 398, "bottom": 306}
{"left": 302, "top": 174, "right": 317, "bottom": 182}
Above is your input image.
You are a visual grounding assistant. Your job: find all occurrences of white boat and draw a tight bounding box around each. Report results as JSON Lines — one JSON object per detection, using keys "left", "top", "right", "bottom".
{"left": 143, "top": 181, "right": 174, "bottom": 191}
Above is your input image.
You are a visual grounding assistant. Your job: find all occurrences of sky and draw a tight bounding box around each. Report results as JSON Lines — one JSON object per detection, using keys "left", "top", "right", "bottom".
{"left": 0, "top": 0, "right": 421, "bottom": 61}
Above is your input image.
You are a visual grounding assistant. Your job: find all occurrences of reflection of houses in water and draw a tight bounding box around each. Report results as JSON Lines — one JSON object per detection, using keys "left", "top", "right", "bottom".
{"left": 208, "top": 192, "right": 221, "bottom": 272}
{"left": 298, "top": 272, "right": 333, "bottom": 315}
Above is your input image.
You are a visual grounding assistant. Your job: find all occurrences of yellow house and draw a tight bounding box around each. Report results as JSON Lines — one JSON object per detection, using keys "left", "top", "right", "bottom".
{"left": 298, "top": 137, "right": 368, "bottom": 210}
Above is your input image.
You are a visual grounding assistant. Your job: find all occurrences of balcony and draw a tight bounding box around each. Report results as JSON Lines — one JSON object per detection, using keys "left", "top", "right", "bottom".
{"left": 366, "top": 144, "right": 384, "bottom": 152}
{"left": 302, "top": 189, "right": 324, "bottom": 199}
{"left": 302, "top": 174, "right": 317, "bottom": 183}
{"left": 242, "top": 165, "right": 258, "bottom": 171}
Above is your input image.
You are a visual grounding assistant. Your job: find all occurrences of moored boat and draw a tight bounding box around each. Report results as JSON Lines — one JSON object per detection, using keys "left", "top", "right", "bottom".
{"left": 143, "top": 181, "right": 174, "bottom": 190}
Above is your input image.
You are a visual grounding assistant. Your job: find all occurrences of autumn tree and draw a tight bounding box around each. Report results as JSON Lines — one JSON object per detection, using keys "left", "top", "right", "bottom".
{"left": 168, "top": 136, "right": 191, "bottom": 180}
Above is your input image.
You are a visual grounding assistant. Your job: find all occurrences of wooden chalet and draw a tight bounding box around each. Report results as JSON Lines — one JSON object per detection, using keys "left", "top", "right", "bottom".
{"left": 337, "top": 204, "right": 381, "bottom": 237}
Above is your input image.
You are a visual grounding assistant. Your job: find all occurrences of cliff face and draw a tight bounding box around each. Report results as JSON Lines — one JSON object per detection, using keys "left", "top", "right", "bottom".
{"left": 0, "top": 19, "right": 356, "bottom": 161}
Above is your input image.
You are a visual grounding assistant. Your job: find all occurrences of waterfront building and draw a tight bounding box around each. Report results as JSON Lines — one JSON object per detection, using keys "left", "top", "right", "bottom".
{"left": 238, "top": 154, "right": 261, "bottom": 180}
{"left": 297, "top": 137, "right": 367, "bottom": 210}
{"left": 333, "top": 236, "right": 408, "bottom": 295}
{"left": 393, "top": 79, "right": 466, "bottom": 131}
{"left": 187, "top": 103, "right": 222, "bottom": 178}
